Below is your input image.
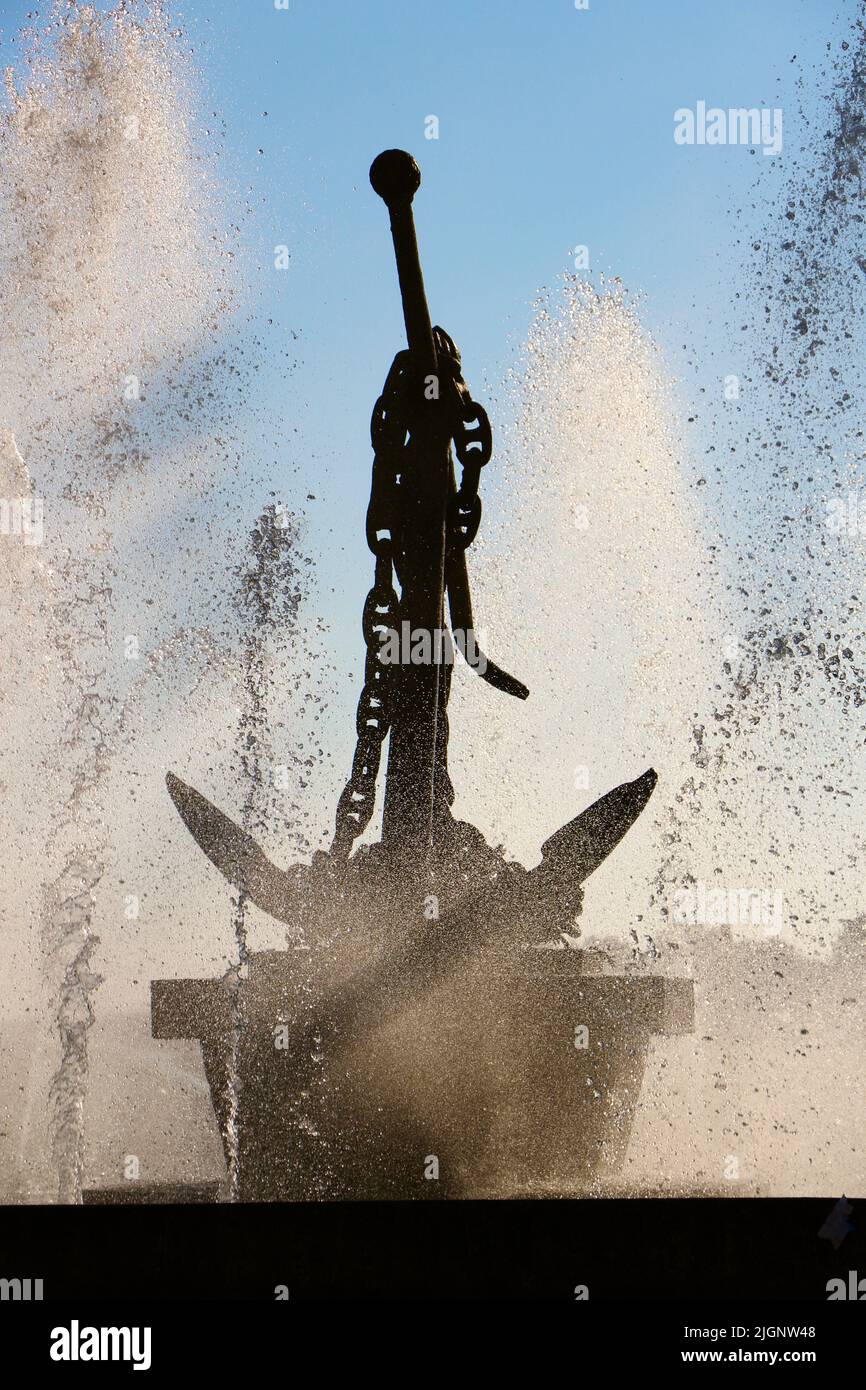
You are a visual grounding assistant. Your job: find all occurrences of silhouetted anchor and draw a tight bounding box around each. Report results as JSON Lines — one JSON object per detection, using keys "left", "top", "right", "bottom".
{"left": 153, "top": 152, "right": 693, "bottom": 1200}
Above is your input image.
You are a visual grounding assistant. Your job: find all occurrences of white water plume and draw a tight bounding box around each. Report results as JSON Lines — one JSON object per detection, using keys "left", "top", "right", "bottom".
{"left": 451, "top": 276, "right": 716, "bottom": 952}
{"left": 0, "top": 0, "right": 243, "bottom": 1201}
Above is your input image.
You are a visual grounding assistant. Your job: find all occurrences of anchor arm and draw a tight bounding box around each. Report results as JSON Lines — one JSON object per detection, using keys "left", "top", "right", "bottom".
{"left": 165, "top": 772, "right": 299, "bottom": 925}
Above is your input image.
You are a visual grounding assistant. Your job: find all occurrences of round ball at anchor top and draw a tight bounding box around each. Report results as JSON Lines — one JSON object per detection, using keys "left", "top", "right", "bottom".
{"left": 369, "top": 149, "right": 421, "bottom": 205}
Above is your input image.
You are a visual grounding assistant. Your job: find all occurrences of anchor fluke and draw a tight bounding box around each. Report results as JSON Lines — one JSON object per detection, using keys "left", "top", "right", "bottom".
{"left": 165, "top": 772, "right": 296, "bottom": 924}
{"left": 538, "top": 767, "right": 658, "bottom": 883}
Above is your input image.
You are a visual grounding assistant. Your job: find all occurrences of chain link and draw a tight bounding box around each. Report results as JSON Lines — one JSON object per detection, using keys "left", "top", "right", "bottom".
{"left": 433, "top": 328, "right": 492, "bottom": 551}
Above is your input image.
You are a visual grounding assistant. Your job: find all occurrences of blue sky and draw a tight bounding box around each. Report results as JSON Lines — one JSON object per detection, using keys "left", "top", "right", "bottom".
{"left": 161, "top": 0, "right": 845, "bottom": 619}
{"left": 177, "top": 0, "right": 833, "bottom": 361}
{"left": 1, "top": 0, "right": 847, "bottom": 605}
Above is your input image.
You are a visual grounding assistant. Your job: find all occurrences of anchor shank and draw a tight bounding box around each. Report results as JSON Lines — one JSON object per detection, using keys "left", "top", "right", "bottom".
{"left": 371, "top": 150, "right": 451, "bottom": 859}
{"left": 380, "top": 422, "right": 451, "bottom": 855}
{"left": 384, "top": 204, "right": 437, "bottom": 377}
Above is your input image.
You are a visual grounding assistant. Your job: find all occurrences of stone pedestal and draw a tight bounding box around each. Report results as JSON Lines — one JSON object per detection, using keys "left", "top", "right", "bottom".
{"left": 152, "top": 949, "right": 693, "bottom": 1200}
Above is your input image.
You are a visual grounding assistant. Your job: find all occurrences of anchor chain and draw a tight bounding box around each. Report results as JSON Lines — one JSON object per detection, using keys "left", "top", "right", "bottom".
{"left": 433, "top": 327, "right": 493, "bottom": 551}
{"left": 330, "top": 351, "right": 408, "bottom": 858}
{"left": 329, "top": 333, "right": 494, "bottom": 860}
